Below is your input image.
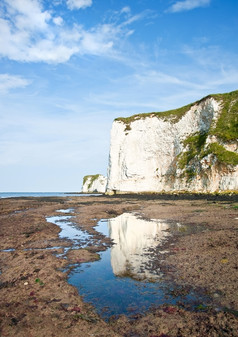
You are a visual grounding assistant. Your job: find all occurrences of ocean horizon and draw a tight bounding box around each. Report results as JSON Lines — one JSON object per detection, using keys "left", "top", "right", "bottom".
{"left": 0, "top": 192, "right": 86, "bottom": 198}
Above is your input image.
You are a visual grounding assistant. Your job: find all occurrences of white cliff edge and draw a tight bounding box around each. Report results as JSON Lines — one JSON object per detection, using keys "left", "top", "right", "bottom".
{"left": 82, "top": 174, "right": 107, "bottom": 193}
{"left": 107, "top": 92, "right": 238, "bottom": 194}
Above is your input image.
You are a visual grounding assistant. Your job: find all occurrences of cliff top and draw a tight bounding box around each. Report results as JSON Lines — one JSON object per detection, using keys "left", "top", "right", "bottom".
{"left": 115, "top": 89, "right": 238, "bottom": 142}
{"left": 83, "top": 174, "right": 101, "bottom": 186}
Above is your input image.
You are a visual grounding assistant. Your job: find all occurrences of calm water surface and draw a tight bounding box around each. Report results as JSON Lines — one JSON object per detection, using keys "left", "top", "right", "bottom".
{"left": 62, "top": 212, "right": 209, "bottom": 319}
{"left": 46, "top": 212, "right": 93, "bottom": 249}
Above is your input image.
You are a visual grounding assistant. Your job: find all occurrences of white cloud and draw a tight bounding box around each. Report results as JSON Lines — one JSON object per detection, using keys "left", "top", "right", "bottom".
{"left": 5, "top": 0, "right": 51, "bottom": 31}
{"left": 0, "top": 0, "right": 81, "bottom": 63}
{"left": 66, "top": 0, "right": 92, "bottom": 10}
{"left": 0, "top": 0, "right": 141, "bottom": 63}
{"left": 53, "top": 16, "right": 63, "bottom": 26}
{"left": 121, "top": 6, "right": 131, "bottom": 14}
{"left": 168, "top": 0, "right": 211, "bottom": 13}
{"left": 134, "top": 70, "right": 190, "bottom": 86}
{"left": 79, "top": 24, "right": 116, "bottom": 55}
{"left": 0, "top": 74, "right": 30, "bottom": 93}
{"left": 181, "top": 44, "right": 238, "bottom": 89}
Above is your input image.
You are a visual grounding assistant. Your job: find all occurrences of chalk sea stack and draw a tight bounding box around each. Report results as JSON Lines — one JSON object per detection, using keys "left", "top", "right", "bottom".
{"left": 82, "top": 174, "right": 107, "bottom": 193}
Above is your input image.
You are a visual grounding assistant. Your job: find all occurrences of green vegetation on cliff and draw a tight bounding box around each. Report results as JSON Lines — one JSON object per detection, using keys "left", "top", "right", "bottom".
{"left": 115, "top": 90, "right": 238, "bottom": 178}
{"left": 83, "top": 174, "right": 100, "bottom": 189}
{"left": 114, "top": 89, "right": 238, "bottom": 184}
{"left": 204, "top": 143, "right": 238, "bottom": 166}
{"left": 179, "top": 136, "right": 238, "bottom": 170}
{"left": 115, "top": 90, "right": 238, "bottom": 142}
{"left": 178, "top": 132, "right": 208, "bottom": 169}
{"left": 115, "top": 102, "right": 194, "bottom": 128}
{"left": 210, "top": 90, "right": 238, "bottom": 141}
{"left": 177, "top": 90, "right": 238, "bottom": 175}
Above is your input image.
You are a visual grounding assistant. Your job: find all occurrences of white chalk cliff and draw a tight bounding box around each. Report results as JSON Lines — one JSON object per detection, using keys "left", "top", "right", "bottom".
{"left": 107, "top": 90, "right": 238, "bottom": 193}
{"left": 82, "top": 174, "right": 107, "bottom": 193}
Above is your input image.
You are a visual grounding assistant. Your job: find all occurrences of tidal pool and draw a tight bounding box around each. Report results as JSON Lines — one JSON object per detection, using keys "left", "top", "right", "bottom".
{"left": 68, "top": 213, "right": 209, "bottom": 319}
{"left": 46, "top": 212, "right": 93, "bottom": 249}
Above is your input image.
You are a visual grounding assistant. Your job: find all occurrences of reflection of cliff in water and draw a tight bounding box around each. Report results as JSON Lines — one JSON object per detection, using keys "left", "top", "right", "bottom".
{"left": 108, "top": 213, "right": 170, "bottom": 280}
{"left": 68, "top": 213, "right": 210, "bottom": 319}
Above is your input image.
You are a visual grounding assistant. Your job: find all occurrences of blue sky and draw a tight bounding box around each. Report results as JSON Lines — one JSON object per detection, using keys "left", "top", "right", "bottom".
{"left": 0, "top": 0, "right": 237, "bottom": 192}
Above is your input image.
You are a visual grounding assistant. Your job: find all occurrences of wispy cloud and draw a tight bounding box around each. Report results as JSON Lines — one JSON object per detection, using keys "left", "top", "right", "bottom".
{"left": 0, "top": 74, "right": 30, "bottom": 93}
{"left": 181, "top": 44, "right": 238, "bottom": 89}
{"left": 0, "top": 0, "right": 76, "bottom": 63}
{"left": 167, "top": 0, "right": 211, "bottom": 13}
{"left": 66, "top": 0, "right": 92, "bottom": 10}
{"left": 0, "top": 0, "right": 148, "bottom": 63}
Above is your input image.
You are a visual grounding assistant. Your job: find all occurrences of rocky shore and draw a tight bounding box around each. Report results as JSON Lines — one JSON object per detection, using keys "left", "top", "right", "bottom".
{"left": 0, "top": 195, "right": 237, "bottom": 336}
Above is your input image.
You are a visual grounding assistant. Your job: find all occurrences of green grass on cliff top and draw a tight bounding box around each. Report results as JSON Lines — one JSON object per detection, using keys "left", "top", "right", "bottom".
{"left": 115, "top": 90, "right": 238, "bottom": 142}
{"left": 115, "top": 102, "right": 194, "bottom": 124}
{"left": 83, "top": 174, "right": 100, "bottom": 189}
{"left": 210, "top": 90, "right": 238, "bottom": 141}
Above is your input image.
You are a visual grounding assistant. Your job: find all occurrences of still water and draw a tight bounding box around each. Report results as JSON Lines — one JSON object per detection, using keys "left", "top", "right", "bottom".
{"left": 66, "top": 213, "right": 208, "bottom": 319}
{"left": 46, "top": 212, "right": 93, "bottom": 249}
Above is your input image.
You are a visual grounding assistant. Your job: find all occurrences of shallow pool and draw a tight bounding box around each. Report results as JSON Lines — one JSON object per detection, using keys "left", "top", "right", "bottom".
{"left": 67, "top": 213, "right": 209, "bottom": 319}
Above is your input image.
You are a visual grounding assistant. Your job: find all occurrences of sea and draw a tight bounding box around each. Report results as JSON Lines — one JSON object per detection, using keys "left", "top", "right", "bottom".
{"left": 0, "top": 192, "right": 89, "bottom": 198}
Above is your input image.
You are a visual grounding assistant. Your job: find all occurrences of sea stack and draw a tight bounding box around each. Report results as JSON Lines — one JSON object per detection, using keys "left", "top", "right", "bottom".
{"left": 82, "top": 174, "right": 107, "bottom": 193}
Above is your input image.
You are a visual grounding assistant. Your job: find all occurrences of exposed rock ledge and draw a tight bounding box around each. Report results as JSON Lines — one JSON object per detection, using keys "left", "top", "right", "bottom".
{"left": 82, "top": 174, "right": 107, "bottom": 193}
{"left": 106, "top": 90, "right": 238, "bottom": 194}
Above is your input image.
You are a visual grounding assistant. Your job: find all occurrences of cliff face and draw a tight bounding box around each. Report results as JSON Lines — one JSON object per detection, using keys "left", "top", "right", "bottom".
{"left": 107, "top": 90, "right": 238, "bottom": 193}
{"left": 82, "top": 174, "right": 107, "bottom": 193}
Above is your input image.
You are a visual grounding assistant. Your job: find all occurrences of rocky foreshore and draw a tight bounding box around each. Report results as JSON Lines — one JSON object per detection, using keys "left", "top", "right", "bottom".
{"left": 0, "top": 194, "right": 237, "bottom": 336}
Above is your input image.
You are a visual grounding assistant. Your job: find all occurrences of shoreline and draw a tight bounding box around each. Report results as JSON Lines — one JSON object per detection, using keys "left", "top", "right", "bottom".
{"left": 0, "top": 195, "right": 237, "bottom": 336}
